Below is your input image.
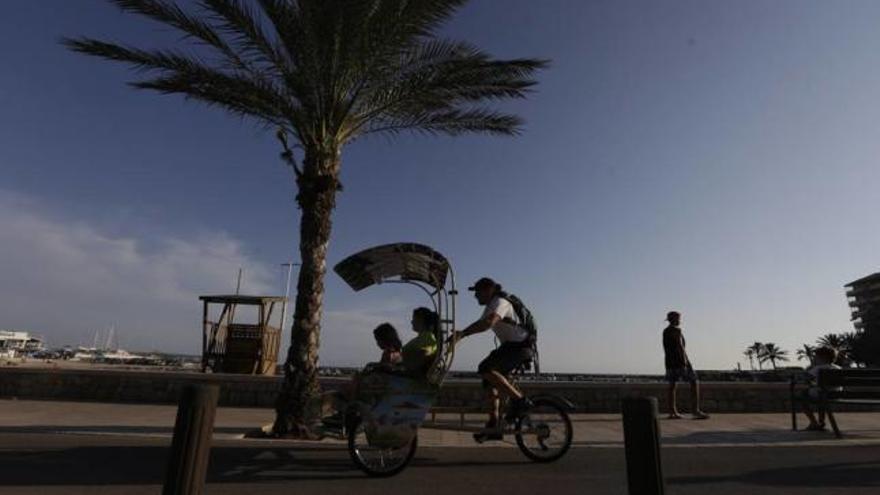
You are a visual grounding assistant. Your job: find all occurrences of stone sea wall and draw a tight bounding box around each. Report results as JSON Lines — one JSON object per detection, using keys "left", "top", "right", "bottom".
{"left": 0, "top": 366, "right": 835, "bottom": 413}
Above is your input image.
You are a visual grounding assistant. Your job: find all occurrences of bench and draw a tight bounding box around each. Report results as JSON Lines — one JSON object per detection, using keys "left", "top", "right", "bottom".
{"left": 790, "top": 368, "right": 880, "bottom": 438}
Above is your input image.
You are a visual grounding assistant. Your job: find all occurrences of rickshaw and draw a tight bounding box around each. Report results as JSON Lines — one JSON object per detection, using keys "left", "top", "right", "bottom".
{"left": 329, "top": 243, "right": 573, "bottom": 477}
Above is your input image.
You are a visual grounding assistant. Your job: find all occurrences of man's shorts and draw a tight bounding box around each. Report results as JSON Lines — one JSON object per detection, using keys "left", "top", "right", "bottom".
{"left": 665, "top": 365, "right": 698, "bottom": 384}
{"left": 797, "top": 387, "right": 821, "bottom": 401}
{"left": 478, "top": 342, "right": 533, "bottom": 387}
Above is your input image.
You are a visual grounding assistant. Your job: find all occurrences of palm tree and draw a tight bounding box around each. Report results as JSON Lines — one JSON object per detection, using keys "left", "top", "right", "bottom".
{"left": 816, "top": 332, "right": 850, "bottom": 366}
{"left": 816, "top": 333, "right": 844, "bottom": 351}
{"left": 749, "top": 342, "right": 765, "bottom": 370}
{"left": 64, "top": 0, "right": 547, "bottom": 436}
{"left": 795, "top": 344, "right": 815, "bottom": 363}
{"left": 839, "top": 331, "right": 859, "bottom": 366}
{"left": 761, "top": 343, "right": 789, "bottom": 370}
{"left": 743, "top": 347, "right": 755, "bottom": 370}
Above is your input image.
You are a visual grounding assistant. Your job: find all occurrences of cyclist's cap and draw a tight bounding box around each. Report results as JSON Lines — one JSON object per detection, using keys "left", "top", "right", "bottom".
{"left": 468, "top": 277, "right": 498, "bottom": 291}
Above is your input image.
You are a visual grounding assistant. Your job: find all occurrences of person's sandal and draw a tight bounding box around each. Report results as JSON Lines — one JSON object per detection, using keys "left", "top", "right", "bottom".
{"left": 692, "top": 411, "right": 710, "bottom": 420}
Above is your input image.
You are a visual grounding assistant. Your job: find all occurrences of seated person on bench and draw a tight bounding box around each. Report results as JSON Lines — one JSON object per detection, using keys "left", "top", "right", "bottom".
{"left": 799, "top": 346, "right": 841, "bottom": 431}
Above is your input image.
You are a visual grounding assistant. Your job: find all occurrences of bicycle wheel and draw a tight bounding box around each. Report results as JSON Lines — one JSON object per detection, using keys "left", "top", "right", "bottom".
{"left": 515, "top": 397, "right": 573, "bottom": 462}
{"left": 347, "top": 418, "right": 418, "bottom": 477}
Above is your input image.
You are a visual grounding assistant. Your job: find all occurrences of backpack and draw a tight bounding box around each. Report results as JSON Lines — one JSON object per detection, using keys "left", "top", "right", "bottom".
{"left": 499, "top": 293, "right": 540, "bottom": 373}
{"left": 500, "top": 293, "right": 536, "bottom": 343}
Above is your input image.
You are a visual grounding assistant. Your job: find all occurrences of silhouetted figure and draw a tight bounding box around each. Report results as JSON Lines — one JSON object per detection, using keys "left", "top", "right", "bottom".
{"left": 454, "top": 277, "right": 533, "bottom": 441}
{"left": 663, "top": 311, "right": 709, "bottom": 419}
{"left": 798, "top": 346, "right": 841, "bottom": 431}
{"left": 374, "top": 323, "right": 403, "bottom": 366}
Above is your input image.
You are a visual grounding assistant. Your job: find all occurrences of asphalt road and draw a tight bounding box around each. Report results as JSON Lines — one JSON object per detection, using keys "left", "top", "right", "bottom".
{"left": 1, "top": 432, "right": 879, "bottom": 494}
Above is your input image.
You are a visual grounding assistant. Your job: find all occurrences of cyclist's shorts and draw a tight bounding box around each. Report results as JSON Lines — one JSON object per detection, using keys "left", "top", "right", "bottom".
{"left": 478, "top": 342, "right": 533, "bottom": 387}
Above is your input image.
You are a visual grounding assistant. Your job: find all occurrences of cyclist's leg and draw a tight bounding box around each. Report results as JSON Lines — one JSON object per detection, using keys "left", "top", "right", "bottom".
{"left": 482, "top": 369, "right": 523, "bottom": 400}
{"left": 478, "top": 350, "right": 508, "bottom": 432}
{"left": 486, "top": 384, "right": 501, "bottom": 423}
{"left": 479, "top": 343, "right": 530, "bottom": 400}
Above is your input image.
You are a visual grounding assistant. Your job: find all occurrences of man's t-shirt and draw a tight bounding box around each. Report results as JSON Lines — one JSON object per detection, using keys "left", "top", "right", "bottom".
{"left": 482, "top": 296, "right": 529, "bottom": 344}
{"left": 401, "top": 330, "right": 438, "bottom": 375}
{"left": 807, "top": 363, "right": 843, "bottom": 392}
{"left": 662, "top": 325, "right": 689, "bottom": 370}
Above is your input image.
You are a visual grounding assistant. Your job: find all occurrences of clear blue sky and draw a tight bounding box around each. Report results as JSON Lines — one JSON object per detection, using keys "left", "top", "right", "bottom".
{"left": 2, "top": 0, "right": 878, "bottom": 373}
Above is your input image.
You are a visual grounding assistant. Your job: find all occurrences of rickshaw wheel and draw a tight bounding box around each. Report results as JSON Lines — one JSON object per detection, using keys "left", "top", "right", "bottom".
{"left": 514, "top": 397, "right": 573, "bottom": 462}
{"left": 347, "top": 418, "right": 418, "bottom": 477}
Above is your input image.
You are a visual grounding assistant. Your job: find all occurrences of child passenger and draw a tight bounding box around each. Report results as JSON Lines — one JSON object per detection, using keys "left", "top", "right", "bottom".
{"left": 373, "top": 322, "right": 403, "bottom": 367}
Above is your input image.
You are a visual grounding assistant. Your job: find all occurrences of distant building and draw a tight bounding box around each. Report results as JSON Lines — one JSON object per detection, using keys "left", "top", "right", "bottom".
{"left": 845, "top": 273, "right": 880, "bottom": 335}
{"left": 0, "top": 330, "right": 45, "bottom": 358}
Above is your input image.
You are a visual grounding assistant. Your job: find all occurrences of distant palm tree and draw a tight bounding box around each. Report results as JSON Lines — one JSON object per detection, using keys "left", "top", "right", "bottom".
{"left": 796, "top": 344, "right": 815, "bottom": 363}
{"left": 816, "top": 333, "right": 844, "bottom": 350}
{"left": 761, "top": 343, "right": 789, "bottom": 370}
{"left": 749, "top": 342, "right": 765, "bottom": 370}
{"left": 816, "top": 332, "right": 851, "bottom": 366}
{"left": 743, "top": 348, "right": 756, "bottom": 370}
{"left": 64, "top": 0, "right": 547, "bottom": 437}
{"left": 839, "top": 332, "right": 859, "bottom": 366}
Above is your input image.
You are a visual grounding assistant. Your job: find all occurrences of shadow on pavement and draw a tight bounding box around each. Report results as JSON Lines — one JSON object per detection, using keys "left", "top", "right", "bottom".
{"left": 0, "top": 445, "right": 359, "bottom": 485}
{"left": 669, "top": 460, "right": 880, "bottom": 488}
{"left": 0, "top": 425, "right": 245, "bottom": 435}
{"left": 0, "top": 443, "right": 533, "bottom": 486}
{"left": 662, "top": 429, "right": 875, "bottom": 445}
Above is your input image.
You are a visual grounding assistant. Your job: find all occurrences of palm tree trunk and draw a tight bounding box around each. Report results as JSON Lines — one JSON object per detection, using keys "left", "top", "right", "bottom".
{"left": 272, "top": 148, "right": 341, "bottom": 438}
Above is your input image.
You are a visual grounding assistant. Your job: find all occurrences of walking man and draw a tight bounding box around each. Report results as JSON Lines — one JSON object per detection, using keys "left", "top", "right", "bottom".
{"left": 663, "top": 311, "right": 709, "bottom": 419}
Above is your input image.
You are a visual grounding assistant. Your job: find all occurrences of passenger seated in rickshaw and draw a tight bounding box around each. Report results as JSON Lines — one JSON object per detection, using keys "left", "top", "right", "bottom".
{"left": 322, "top": 323, "right": 401, "bottom": 422}
{"left": 322, "top": 309, "right": 438, "bottom": 427}
{"left": 399, "top": 307, "right": 439, "bottom": 378}
{"left": 355, "top": 307, "right": 439, "bottom": 388}
{"left": 363, "top": 322, "right": 403, "bottom": 371}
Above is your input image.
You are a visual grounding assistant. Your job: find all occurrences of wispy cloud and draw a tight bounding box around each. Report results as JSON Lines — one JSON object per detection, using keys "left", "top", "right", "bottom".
{"left": 0, "top": 191, "right": 275, "bottom": 353}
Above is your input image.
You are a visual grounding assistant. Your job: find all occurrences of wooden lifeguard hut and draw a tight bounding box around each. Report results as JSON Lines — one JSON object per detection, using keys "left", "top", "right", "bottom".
{"left": 199, "top": 295, "right": 287, "bottom": 375}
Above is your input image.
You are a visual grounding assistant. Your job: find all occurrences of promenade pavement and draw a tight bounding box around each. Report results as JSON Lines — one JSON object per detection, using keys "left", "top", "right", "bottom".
{"left": 2, "top": 399, "right": 880, "bottom": 494}
{"left": 1, "top": 398, "right": 878, "bottom": 447}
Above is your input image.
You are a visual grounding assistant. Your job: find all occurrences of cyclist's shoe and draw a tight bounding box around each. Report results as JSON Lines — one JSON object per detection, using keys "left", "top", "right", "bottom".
{"left": 473, "top": 418, "right": 503, "bottom": 443}
{"left": 504, "top": 397, "right": 534, "bottom": 423}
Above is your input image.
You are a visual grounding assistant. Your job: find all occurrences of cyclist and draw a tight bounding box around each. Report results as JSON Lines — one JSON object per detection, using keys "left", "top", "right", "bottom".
{"left": 453, "top": 277, "right": 533, "bottom": 441}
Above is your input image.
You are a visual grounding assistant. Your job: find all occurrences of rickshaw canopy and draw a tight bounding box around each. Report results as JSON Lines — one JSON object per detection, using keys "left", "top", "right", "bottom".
{"left": 334, "top": 243, "right": 451, "bottom": 291}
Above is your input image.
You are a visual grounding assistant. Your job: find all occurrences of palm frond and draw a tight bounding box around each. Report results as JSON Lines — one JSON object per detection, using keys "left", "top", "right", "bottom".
{"left": 63, "top": 37, "right": 207, "bottom": 73}
{"left": 342, "top": 38, "right": 547, "bottom": 140}
{"left": 365, "top": 108, "right": 522, "bottom": 137}
{"left": 199, "top": 0, "right": 288, "bottom": 71}
{"left": 112, "top": 1, "right": 223, "bottom": 53}
{"left": 62, "top": 37, "right": 295, "bottom": 128}
{"left": 65, "top": 0, "right": 547, "bottom": 149}
{"left": 131, "top": 73, "right": 291, "bottom": 128}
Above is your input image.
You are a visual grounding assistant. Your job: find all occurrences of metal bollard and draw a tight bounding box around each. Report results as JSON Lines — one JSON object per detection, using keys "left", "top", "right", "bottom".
{"left": 163, "top": 384, "right": 220, "bottom": 495}
{"left": 621, "top": 397, "right": 665, "bottom": 495}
